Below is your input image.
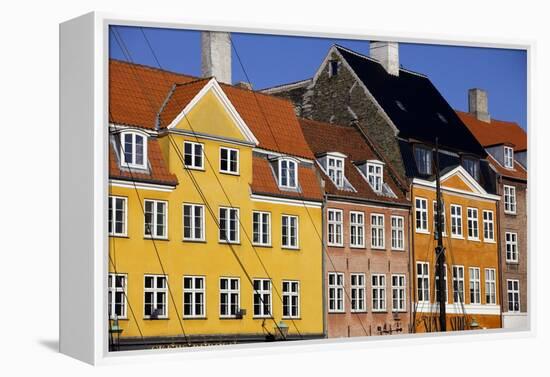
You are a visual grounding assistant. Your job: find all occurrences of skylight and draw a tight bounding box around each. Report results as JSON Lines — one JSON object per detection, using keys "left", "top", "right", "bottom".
{"left": 437, "top": 112, "right": 448, "bottom": 123}
{"left": 395, "top": 100, "right": 406, "bottom": 111}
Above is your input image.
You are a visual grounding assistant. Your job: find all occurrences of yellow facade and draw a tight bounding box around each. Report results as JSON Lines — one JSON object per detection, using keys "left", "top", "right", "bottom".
{"left": 411, "top": 168, "right": 501, "bottom": 332}
{"left": 109, "top": 86, "right": 324, "bottom": 344}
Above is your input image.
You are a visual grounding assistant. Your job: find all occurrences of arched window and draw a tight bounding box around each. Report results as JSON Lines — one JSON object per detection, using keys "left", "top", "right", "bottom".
{"left": 120, "top": 131, "right": 148, "bottom": 169}
{"left": 278, "top": 158, "right": 298, "bottom": 189}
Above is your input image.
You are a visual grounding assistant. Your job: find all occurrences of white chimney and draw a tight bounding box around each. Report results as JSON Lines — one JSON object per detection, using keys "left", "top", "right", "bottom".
{"left": 201, "top": 31, "right": 232, "bottom": 84}
{"left": 468, "top": 88, "right": 490, "bottom": 122}
{"left": 370, "top": 41, "right": 399, "bottom": 76}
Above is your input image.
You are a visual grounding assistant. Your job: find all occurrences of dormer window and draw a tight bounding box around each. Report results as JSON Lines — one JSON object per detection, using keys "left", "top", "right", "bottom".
{"left": 414, "top": 145, "right": 432, "bottom": 175}
{"left": 504, "top": 146, "right": 514, "bottom": 169}
{"left": 366, "top": 161, "right": 384, "bottom": 192}
{"left": 120, "top": 131, "right": 147, "bottom": 170}
{"left": 279, "top": 158, "right": 298, "bottom": 189}
{"left": 462, "top": 156, "right": 480, "bottom": 181}
{"left": 327, "top": 156, "right": 344, "bottom": 188}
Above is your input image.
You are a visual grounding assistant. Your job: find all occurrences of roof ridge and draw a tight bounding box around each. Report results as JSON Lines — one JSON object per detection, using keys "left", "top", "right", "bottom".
{"left": 456, "top": 109, "right": 523, "bottom": 128}
{"left": 110, "top": 58, "right": 198, "bottom": 80}
{"left": 299, "top": 117, "right": 358, "bottom": 131}
{"left": 261, "top": 78, "right": 312, "bottom": 92}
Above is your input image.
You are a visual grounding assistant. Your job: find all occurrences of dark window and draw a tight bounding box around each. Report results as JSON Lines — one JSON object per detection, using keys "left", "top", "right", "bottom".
{"left": 414, "top": 146, "right": 432, "bottom": 175}
{"left": 462, "top": 157, "right": 479, "bottom": 180}
{"left": 329, "top": 60, "right": 339, "bottom": 77}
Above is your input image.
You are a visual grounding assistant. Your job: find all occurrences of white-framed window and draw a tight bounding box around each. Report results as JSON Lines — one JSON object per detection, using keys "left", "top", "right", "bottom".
{"left": 507, "top": 279, "right": 520, "bottom": 312}
{"left": 350, "top": 211, "right": 365, "bottom": 248}
{"left": 469, "top": 267, "right": 481, "bottom": 304}
{"left": 467, "top": 207, "right": 479, "bottom": 240}
{"left": 452, "top": 266, "right": 465, "bottom": 304}
{"left": 328, "top": 272, "right": 344, "bottom": 313}
{"left": 415, "top": 197, "right": 428, "bottom": 232}
{"left": 252, "top": 211, "right": 271, "bottom": 246}
{"left": 327, "top": 156, "right": 344, "bottom": 188}
{"left": 144, "top": 275, "right": 168, "bottom": 319}
{"left": 505, "top": 232, "right": 519, "bottom": 263}
{"left": 504, "top": 185, "right": 517, "bottom": 214}
{"left": 183, "top": 276, "right": 205, "bottom": 318}
{"left": 183, "top": 203, "right": 205, "bottom": 241}
{"left": 253, "top": 279, "right": 272, "bottom": 318}
{"left": 391, "top": 215, "right": 405, "bottom": 250}
{"left": 371, "top": 214, "right": 385, "bottom": 249}
{"left": 485, "top": 269, "right": 496, "bottom": 305}
{"left": 220, "top": 147, "right": 239, "bottom": 174}
{"left": 416, "top": 262, "right": 430, "bottom": 303}
{"left": 391, "top": 274, "right": 406, "bottom": 312}
{"left": 434, "top": 264, "right": 448, "bottom": 304}
{"left": 414, "top": 145, "right": 432, "bottom": 175}
{"left": 366, "top": 161, "right": 384, "bottom": 192}
{"left": 483, "top": 210, "right": 495, "bottom": 241}
{"left": 462, "top": 157, "right": 479, "bottom": 181}
{"left": 350, "top": 273, "right": 366, "bottom": 312}
{"left": 121, "top": 131, "right": 147, "bottom": 169}
{"left": 278, "top": 158, "right": 298, "bottom": 189}
{"left": 282, "top": 215, "right": 299, "bottom": 249}
{"left": 433, "top": 200, "right": 446, "bottom": 238}
{"left": 220, "top": 277, "right": 240, "bottom": 318}
{"left": 144, "top": 200, "right": 168, "bottom": 239}
{"left": 371, "top": 274, "right": 386, "bottom": 312}
{"left": 219, "top": 207, "right": 239, "bottom": 243}
{"left": 282, "top": 280, "right": 300, "bottom": 318}
{"left": 450, "top": 204, "right": 463, "bottom": 237}
{"left": 108, "top": 273, "right": 127, "bottom": 319}
{"left": 109, "top": 196, "right": 127, "bottom": 236}
{"left": 327, "top": 209, "right": 343, "bottom": 246}
{"left": 504, "top": 146, "right": 514, "bottom": 169}
{"left": 183, "top": 141, "right": 204, "bottom": 170}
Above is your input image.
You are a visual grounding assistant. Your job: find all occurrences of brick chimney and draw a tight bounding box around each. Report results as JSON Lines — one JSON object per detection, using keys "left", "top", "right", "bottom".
{"left": 370, "top": 41, "right": 399, "bottom": 76}
{"left": 468, "top": 88, "right": 490, "bottom": 122}
{"left": 201, "top": 31, "right": 232, "bottom": 84}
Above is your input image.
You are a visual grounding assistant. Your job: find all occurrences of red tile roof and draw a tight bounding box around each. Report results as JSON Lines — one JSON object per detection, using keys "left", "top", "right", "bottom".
{"left": 457, "top": 111, "right": 527, "bottom": 152}
{"left": 299, "top": 118, "right": 408, "bottom": 205}
{"left": 487, "top": 155, "right": 527, "bottom": 181}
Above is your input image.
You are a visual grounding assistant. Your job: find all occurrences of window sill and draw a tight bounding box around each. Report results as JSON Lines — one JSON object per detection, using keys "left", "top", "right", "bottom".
{"left": 282, "top": 246, "right": 300, "bottom": 251}
{"left": 109, "top": 234, "right": 129, "bottom": 239}
{"left": 184, "top": 166, "right": 206, "bottom": 172}
{"left": 451, "top": 235, "right": 464, "bottom": 240}
{"left": 484, "top": 239, "right": 497, "bottom": 244}
{"left": 391, "top": 248, "right": 405, "bottom": 252}
{"left": 182, "top": 239, "right": 207, "bottom": 243}
{"left": 350, "top": 245, "right": 366, "bottom": 249}
{"left": 328, "top": 311, "right": 346, "bottom": 314}
{"left": 506, "top": 261, "right": 519, "bottom": 265}
{"left": 252, "top": 243, "right": 273, "bottom": 248}
{"left": 328, "top": 244, "right": 345, "bottom": 248}
{"left": 468, "top": 237, "right": 481, "bottom": 242}
{"left": 144, "top": 237, "right": 169, "bottom": 241}
{"left": 350, "top": 310, "right": 367, "bottom": 314}
{"left": 504, "top": 211, "right": 517, "bottom": 216}
{"left": 416, "top": 230, "right": 430, "bottom": 235}
{"left": 143, "top": 317, "right": 169, "bottom": 320}
{"left": 183, "top": 316, "right": 207, "bottom": 320}
{"left": 219, "top": 170, "right": 240, "bottom": 176}
{"left": 371, "top": 247, "right": 386, "bottom": 251}
{"left": 282, "top": 316, "right": 301, "bottom": 320}
{"left": 219, "top": 241, "right": 241, "bottom": 245}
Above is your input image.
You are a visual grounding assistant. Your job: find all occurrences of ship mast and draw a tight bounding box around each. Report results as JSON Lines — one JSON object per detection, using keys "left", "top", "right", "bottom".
{"left": 434, "top": 138, "right": 446, "bottom": 332}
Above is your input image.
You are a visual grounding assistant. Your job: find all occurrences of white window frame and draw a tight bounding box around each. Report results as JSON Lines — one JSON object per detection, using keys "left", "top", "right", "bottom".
{"left": 450, "top": 204, "right": 463, "bottom": 238}
{"left": 366, "top": 161, "right": 384, "bottom": 193}
{"left": 253, "top": 278, "right": 272, "bottom": 318}
{"left": 391, "top": 274, "right": 406, "bottom": 312}
{"left": 483, "top": 210, "right": 495, "bottom": 242}
{"left": 219, "top": 146, "right": 239, "bottom": 175}
{"left": 415, "top": 197, "right": 429, "bottom": 233}
{"left": 507, "top": 279, "right": 520, "bottom": 312}
{"left": 327, "top": 209, "right": 344, "bottom": 247}
{"left": 183, "top": 276, "right": 206, "bottom": 318}
{"left": 281, "top": 214, "right": 299, "bottom": 249}
{"left": 108, "top": 273, "right": 127, "bottom": 319}
{"left": 120, "top": 130, "right": 147, "bottom": 170}
{"left": 219, "top": 207, "right": 240, "bottom": 244}
{"left": 504, "top": 146, "right": 514, "bottom": 169}
{"left": 109, "top": 196, "right": 127, "bottom": 237}
{"left": 434, "top": 264, "right": 448, "bottom": 304}
{"left": 414, "top": 145, "right": 432, "bottom": 175}
{"left": 252, "top": 211, "right": 271, "bottom": 246}
{"left": 278, "top": 158, "right": 298, "bottom": 189}
{"left": 144, "top": 199, "right": 168, "bottom": 239}
{"left": 350, "top": 211, "right": 365, "bottom": 248}
{"left": 182, "top": 203, "right": 205, "bottom": 241}
{"left": 452, "top": 265, "right": 465, "bottom": 304}
{"left": 219, "top": 277, "right": 240, "bottom": 318}
{"left": 350, "top": 273, "right": 366, "bottom": 313}
{"left": 504, "top": 185, "right": 517, "bottom": 214}
{"left": 327, "top": 155, "right": 345, "bottom": 188}
{"left": 183, "top": 141, "right": 204, "bottom": 170}
{"left": 416, "top": 262, "right": 430, "bottom": 303}
{"left": 328, "top": 272, "right": 345, "bottom": 313}
{"left": 469, "top": 267, "right": 481, "bottom": 304}
{"left": 371, "top": 274, "right": 387, "bottom": 312}
{"left": 371, "top": 214, "right": 385, "bottom": 249}
{"left": 144, "top": 275, "right": 168, "bottom": 319}
{"left": 505, "top": 232, "right": 519, "bottom": 263}
{"left": 485, "top": 268, "right": 496, "bottom": 305}
{"left": 282, "top": 280, "right": 300, "bottom": 319}
{"left": 391, "top": 215, "right": 405, "bottom": 250}
{"left": 467, "top": 207, "right": 480, "bottom": 241}
{"left": 432, "top": 200, "right": 447, "bottom": 237}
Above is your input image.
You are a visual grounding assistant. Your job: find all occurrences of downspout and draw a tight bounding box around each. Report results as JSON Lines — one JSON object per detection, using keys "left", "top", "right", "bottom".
{"left": 495, "top": 174, "right": 504, "bottom": 329}
{"left": 322, "top": 192, "right": 328, "bottom": 338}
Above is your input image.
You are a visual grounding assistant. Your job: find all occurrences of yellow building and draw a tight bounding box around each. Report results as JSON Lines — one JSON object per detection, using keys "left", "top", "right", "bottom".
{"left": 411, "top": 166, "right": 501, "bottom": 332}
{"left": 108, "top": 61, "right": 324, "bottom": 349}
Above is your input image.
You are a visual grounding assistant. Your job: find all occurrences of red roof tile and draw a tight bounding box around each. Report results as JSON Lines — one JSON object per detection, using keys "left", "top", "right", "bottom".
{"left": 487, "top": 155, "right": 527, "bottom": 181}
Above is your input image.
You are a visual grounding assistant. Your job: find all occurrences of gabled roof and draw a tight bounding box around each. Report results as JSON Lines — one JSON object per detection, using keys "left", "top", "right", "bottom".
{"left": 299, "top": 118, "right": 408, "bottom": 205}
{"left": 456, "top": 111, "right": 527, "bottom": 152}
{"left": 333, "top": 45, "right": 486, "bottom": 156}
{"left": 487, "top": 154, "right": 527, "bottom": 181}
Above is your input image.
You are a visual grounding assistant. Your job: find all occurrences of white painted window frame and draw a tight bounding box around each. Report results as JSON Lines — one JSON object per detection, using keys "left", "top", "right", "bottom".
{"left": 505, "top": 231, "right": 519, "bottom": 263}
{"left": 183, "top": 275, "right": 206, "bottom": 318}
{"left": 416, "top": 262, "right": 430, "bottom": 303}
{"left": 282, "top": 280, "right": 300, "bottom": 319}
{"left": 143, "top": 274, "right": 168, "bottom": 319}
{"left": 120, "top": 130, "right": 148, "bottom": 170}
{"left": 366, "top": 161, "right": 383, "bottom": 193}
{"left": 281, "top": 214, "right": 299, "bottom": 249}
{"left": 350, "top": 211, "right": 365, "bottom": 248}
{"left": 219, "top": 207, "right": 240, "bottom": 244}
{"left": 415, "top": 197, "right": 429, "bottom": 233}
{"left": 253, "top": 278, "right": 272, "bottom": 318}
{"left": 371, "top": 213, "right": 385, "bottom": 249}
{"left": 108, "top": 196, "right": 127, "bottom": 237}
{"left": 327, "top": 208, "right": 344, "bottom": 247}
{"left": 371, "top": 273, "right": 386, "bottom": 312}
{"left": 278, "top": 158, "right": 298, "bottom": 189}
{"left": 327, "top": 155, "right": 345, "bottom": 188}
{"left": 504, "top": 146, "right": 514, "bottom": 169}
{"left": 452, "top": 265, "right": 465, "bottom": 304}
{"left": 108, "top": 273, "right": 127, "bottom": 319}
{"left": 450, "top": 204, "right": 463, "bottom": 238}
{"left": 504, "top": 185, "right": 517, "bottom": 214}
{"left": 252, "top": 211, "right": 271, "bottom": 246}
{"left": 483, "top": 210, "right": 495, "bottom": 242}
{"left": 469, "top": 267, "right": 481, "bottom": 304}
{"left": 507, "top": 279, "right": 520, "bottom": 312}
{"left": 144, "top": 199, "right": 168, "bottom": 239}
{"left": 219, "top": 277, "right": 240, "bottom": 318}
{"left": 183, "top": 141, "right": 204, "bottom": 170}
{"left": 467, "top": 207, "right": 480, "bottom": 241}
{"left": 182, "top": 203, "right": 205, "bottom": 241}
{"left": 350, "top": 273, "right": 366, "bottom": 313}
{"left": 391, "top": 215, "right": 405, "bottom": 250}
{"left": 391, "top": 274, "right": 406, "bottom": 312}
{"left": 219, "top": 146, "right": 240, "bottom": 175}
{"left": 485, "top": 268, "right": 497, "bottom": 305}
{"left": 328, "top": 272, "right": 345, "bottom": 313}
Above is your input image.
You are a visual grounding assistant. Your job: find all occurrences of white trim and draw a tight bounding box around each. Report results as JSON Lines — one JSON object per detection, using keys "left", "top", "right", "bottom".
{"left": 281, "top": 214, "right": 300, "bottom": 249}
{"left": 252, "top": 278, "right": 273, "bottom": 318}
{"left": 143, "top": 274, "right": 169, "bottom": 319}
{"left": 144, "top": 199, "right": 169, "bottom": 240}
{"left": 466, "top": 207, "right": 480, "bottom": 241}
{"left": 109, "top": 179, "right": 175, "bottom": 192}
{"left": 278, "top": 158, "right": 299, "bottom": 189}
{"left": 219, "top": 146, "right": 240, "bottom": 175}
{"left": 350, "top": 273, "right": 367, "bottom": 313}
{"left": 390, "top": 215, "right": 405, "bottom": 251}
{"left": 250, "top": 194, "right": 322, "bottom": 208}
{"left": 349, "top": 211, "right": 366, "bottom": 248}
{"left": 109, "top": 123, "right": 159, "bottom": 136}
{"left": 415, "top": 303, "right": 501, "bottom": 315}
{"left": 108, "top": 195, "right": 128, "bottom": 237}
{"left": 328, "top": 272, "right": 345, "bottom": 313}
{"left": 414, "top": 197, "right": 429, "bottom": 233}
{"left": 218, "top": 207, "right": 240, "bottom": 244}
{"left": 108, "top": 273, "right": 128, "bottom": 320}
{"left": 253, "top": 148, "right": 314, "bottom": 164}
{"left": 219, "top": 277, "right": 241, "bottom": 319}
{"left": 118, "top": 129, "right": 149, "bottom": 170}
{"left": 182, "top": 203, "right": 206, "bottom": 242}
{"left": 482, "top": 209, "right": 495, "bottom": 242}
{"left": 252, "top": 210, "right": 272, "bottom": 247}
{"left": 503, "top": 185, "right": 517, "bottom": 214}
{"left": 183, "top": 140, "right": 205, "bottom": 170}
{"left": 166, "top": 78, "right": 259, "bottom": 146}
{"left": 182, "top": 275, "right": 206, "bottom": 319}
{"left": 327, "top": 208, "right": 344, "bottom": 247}
{"left": 370, "top": 213, "right": 385, "bottom": 249}
{"left": 371, "top": 273, "right": 387, "bottom": 312}
{"left": 282, "top": 280, "right": 301, "bottom": 319}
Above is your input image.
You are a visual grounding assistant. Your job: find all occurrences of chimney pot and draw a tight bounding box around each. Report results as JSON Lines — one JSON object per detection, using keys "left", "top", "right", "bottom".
{"left": 370, "top": 41, "right": 399, "bottom": 76}
{"left": 468, "top": 88, "right": 490, "bottom": 122}
{"left": 201, "top": 31, "right": 232, "bottom": 84}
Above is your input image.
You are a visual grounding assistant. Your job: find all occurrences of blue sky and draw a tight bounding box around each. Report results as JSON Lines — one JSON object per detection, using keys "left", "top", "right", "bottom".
{"left": 110, "top": 26, "right": 527, "bottom": 129}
